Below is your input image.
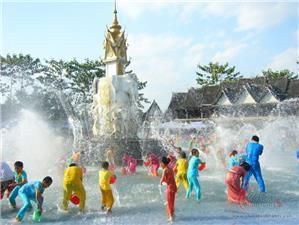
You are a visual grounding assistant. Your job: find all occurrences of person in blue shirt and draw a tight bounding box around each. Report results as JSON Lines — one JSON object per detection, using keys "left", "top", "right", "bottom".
{"left": 296, "top": 149, "right": 299, "bottom": 179}
{"left": 228, "top": 150, "right": 239, "bottom": 170}
{"left": 9, "top": 161, "right": 28, "bottom": 208}
{"left": 186, "top": 148, "right": 205, "bottom": 201}
{"left": 243, "top": 135, "right": 265, "bottom": 192}
{"left": 14, "top": 176, "right": 52, "bottom": 222}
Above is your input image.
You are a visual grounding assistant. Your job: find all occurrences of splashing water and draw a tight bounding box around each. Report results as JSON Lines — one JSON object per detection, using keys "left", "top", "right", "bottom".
{"left": 1, "top": 109, "right": 69, "bottom": 179}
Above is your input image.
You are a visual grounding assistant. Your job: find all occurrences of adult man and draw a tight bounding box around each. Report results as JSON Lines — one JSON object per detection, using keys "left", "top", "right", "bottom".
{"left": 243, "top": 135, "right": 265, "bottom": 192}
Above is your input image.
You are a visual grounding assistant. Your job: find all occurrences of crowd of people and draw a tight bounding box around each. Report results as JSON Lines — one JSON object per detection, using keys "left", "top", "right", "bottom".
{"left": 1, "top": 135, "right": 298, "bottom": 223}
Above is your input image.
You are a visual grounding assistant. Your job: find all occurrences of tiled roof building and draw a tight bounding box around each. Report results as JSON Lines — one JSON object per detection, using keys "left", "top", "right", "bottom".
{"left": 165, "top": 77, "right": 299, "bottom": 120}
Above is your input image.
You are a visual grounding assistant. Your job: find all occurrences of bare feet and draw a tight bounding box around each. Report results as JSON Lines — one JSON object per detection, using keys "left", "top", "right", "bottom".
{"left": 106, "top": 208, "right": 112, "bottom": 214}
{"left": 11, "top": 218, "right": 20, "bottom": 224}
{"left": 167, "top": 216, "right": 173, "bottom": 223}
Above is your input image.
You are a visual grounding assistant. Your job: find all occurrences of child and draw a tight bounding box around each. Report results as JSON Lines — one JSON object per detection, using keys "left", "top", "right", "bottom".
{"left": 122, "top": 154, "right": 137, "bottom": 174}
{"left": 225, "top": 162, "right": 251, "bottom": 205}
{"left": 228, "top": 150, "right": 239, "bottom": 170}
{"left": 9, "top": 161, "right": 28, "bottom": 208}
{"left": 99, "top": 161, "right": 114, "bottom": 213}
{"left": 144, "top": 153, "right": 160, "bottom": 176}
{"left": 160, "top": 156, "right": 177, "bottom": 222}
{"left": 167, "top": 152, "right": 177, "bottom": 170}
{"left": 186, "top": 149, "right": 205, "bottom": 201}
{"left": 0, "top": 161, "right": 14, "bottom": 199}
{"left": 14, "top": 176, "right": 52, "bottom": 222}
{"left": 62, "top": 163, "right": 86, "bottom": 212}
{"left": 174, "top": 151, "right": 188, "bottom": 192}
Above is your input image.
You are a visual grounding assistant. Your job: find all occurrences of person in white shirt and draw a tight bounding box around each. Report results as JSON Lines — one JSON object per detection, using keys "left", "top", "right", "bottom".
{"left": 0, "top": 161, "right": 15, "bottom": 199}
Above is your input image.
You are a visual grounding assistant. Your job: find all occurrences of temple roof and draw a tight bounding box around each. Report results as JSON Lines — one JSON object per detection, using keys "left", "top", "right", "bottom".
{"left": 165, "top": 77, "right": 299, "bottom": 119}
{"left": 143, "top": 100, "right": 162, "bottom": 122}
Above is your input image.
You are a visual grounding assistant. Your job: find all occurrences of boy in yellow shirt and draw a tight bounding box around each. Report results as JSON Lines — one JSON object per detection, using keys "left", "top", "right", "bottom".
{"left": 174, "top": 151, "right": 189, "bottom": 191}
{"left": 99, "top": 161, "right": 114, "bottom": 213}
{"left": 62, "top": 163, "right": 86, "bottom": 212}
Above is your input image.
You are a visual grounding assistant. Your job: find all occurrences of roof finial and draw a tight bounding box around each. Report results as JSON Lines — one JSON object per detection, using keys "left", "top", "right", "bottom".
{"left": 114, "top": 0, "right": 117, "bottom": 14}
{"left": 109, "top": 0, "right": 121, "bottom": 34}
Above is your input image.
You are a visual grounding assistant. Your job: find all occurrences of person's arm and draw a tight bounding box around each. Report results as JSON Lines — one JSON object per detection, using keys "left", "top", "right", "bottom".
{"left": 80, "top": 168, "right": 83, "bottom": 182}
{"left": 259, "top": 145, "right": 264, "bottom": 155}
{"left": 36, "top": 190, "right": 43, "bottom": 214}
{"left": 173, "top": 163, "right": 178, "bottom": 174}
{"left": 20, "top": 172, "right": 27, "bottom": 185}
{"left": 160, "top": 169, "right": 166, "bottom": 185}
{"left": 240, "top": 171, "right": 246, "bottom": 188}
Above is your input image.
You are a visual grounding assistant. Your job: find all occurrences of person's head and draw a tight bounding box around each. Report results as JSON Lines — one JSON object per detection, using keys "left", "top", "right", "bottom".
{"left": 180, "top": 151, "right": 187, "bottom": 159}
{"left": 252, "top": 135, "right": 259, "bottom": 143}
{"left": 72, "top": 151, "right": 81, "bottom": 161}
{"left": 191, "top": 148, "right": 199, "bottom": 157}
{"left": 123, "top": 153, "right": 129, "bottom": 159}
{"left": 14, "top": 161, "right": 23, "bottom": 174}
{"left": 42, "top": 176, "right": 53, "bottom": 188}
{"left": 240, "top": 162, "right": 250, "bottom": 171}
{"left": 102, "top": 161, "right": 109, "bottom": 170}
{"left": 69, "top": 163, "right": 77, "bottom": 167}
{"left": 229, "top": 150, "right": 238, "bottom": 157}
{"left": 176, "top": 147, "right": 182, "bottom": 153}
{"left": 161, "top": 156, "right": 170, "bottom": 168}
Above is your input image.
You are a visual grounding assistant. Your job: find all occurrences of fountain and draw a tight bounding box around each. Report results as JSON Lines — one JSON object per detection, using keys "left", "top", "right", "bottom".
{"left": 91, "top": 5, "right": 140, "bottom": 163}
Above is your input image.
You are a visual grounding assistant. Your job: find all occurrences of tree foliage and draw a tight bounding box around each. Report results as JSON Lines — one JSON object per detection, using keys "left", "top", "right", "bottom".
{"left": 196, "top": 62, "right": 241, "bottom": 86}
{"left": 262, "top": 68, "right": 298, "bottom": 80}
{"left": 1, "top": 54, "right": 149, "bottom": 127}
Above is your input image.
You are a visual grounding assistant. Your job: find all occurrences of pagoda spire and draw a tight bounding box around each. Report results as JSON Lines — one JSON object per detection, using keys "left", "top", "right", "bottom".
{"left": 102, "top": 0, "right": 128, "bottom": 76}
{"left": 110, "top": 0, "right": 121, "bottom": 34}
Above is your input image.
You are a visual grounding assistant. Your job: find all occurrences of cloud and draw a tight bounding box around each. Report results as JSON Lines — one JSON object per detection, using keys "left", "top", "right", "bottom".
{"left": 236, "top": 2, "right": 294, "bottom": 31}
{"left": 183, "top": 43, "right": 205, "bottom": 67}
{"left": 127, "top": 33, "right": 203, "bottom": 110}
{"left": 178, "top": 2, "right": 295, "bottom": 31}
{"left": 266, "top": 48, "right": 298, "bottom": 72}
{"left": 212, "top": 42, "right": 247, "bottom": 63}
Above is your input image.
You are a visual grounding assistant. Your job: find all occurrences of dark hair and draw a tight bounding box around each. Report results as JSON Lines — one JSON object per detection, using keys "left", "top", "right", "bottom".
{"left": 14, "top": 161, "right": 23, "bottom": 168}
{"left": 161, "top": 156, "right": 170, "bottom": 165}
{"left": 177, "top": 147, "right": 182, "bottom": 152}
{"left": 180, "top": 151, "right": 187, "bottom": 159}
{"left": 252, "top": 135, "right": 259, "bottom": 143}
{"left": 240, "top": 162, "right": 250, "bottom": 171}
{"left": 191, "top": 148, "right": 199, "bottom": 155}
{"left": 69, "top": 163, "right": 77, "bottom": 167}
{"left": 102, "top": 161, "right": 109, "bottom": 169}
{"left": 43, "top": 176, "right": 53, "bottom": 184}
{"left": 230, "top": 150, "right": 238, "bottom": 157}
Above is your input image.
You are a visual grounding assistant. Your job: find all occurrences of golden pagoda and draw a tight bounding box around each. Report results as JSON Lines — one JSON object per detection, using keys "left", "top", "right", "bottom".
{"left": 103, "top": 2, "right": 128, "bottom": 75}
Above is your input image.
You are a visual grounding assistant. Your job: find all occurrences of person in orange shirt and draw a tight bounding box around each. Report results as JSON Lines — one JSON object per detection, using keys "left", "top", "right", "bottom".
{"left": 99, "top": 161, "right": 115, "bottom": 213}
{"left": 160, "top": 156, "right": 177, "bottom": 222}
{"left": 62, "top": 163, "right": 86, "bottom": 212}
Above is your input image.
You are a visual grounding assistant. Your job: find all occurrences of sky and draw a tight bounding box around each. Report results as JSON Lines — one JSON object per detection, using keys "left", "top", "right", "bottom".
{"left": 1, "top": 0, "right": 298, "bottom": 111}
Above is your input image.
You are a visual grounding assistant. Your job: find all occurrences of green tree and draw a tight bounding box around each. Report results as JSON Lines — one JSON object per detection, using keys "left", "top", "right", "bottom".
{"left": 0, "top": 54, "right": 46, "bottom": 99}
{"left": 262, "top": 68, "right": 298, "bottom": 80}
{"left": 0, "top": 54, "right": 47, "bottom": 119}
{"left": 196, "top": 62, "right": 241, "bottom": 86}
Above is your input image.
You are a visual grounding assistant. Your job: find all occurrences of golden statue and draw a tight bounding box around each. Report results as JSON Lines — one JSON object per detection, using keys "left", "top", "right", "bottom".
{"left": 103, "top": 3, "right": 128, "bottom": 75}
